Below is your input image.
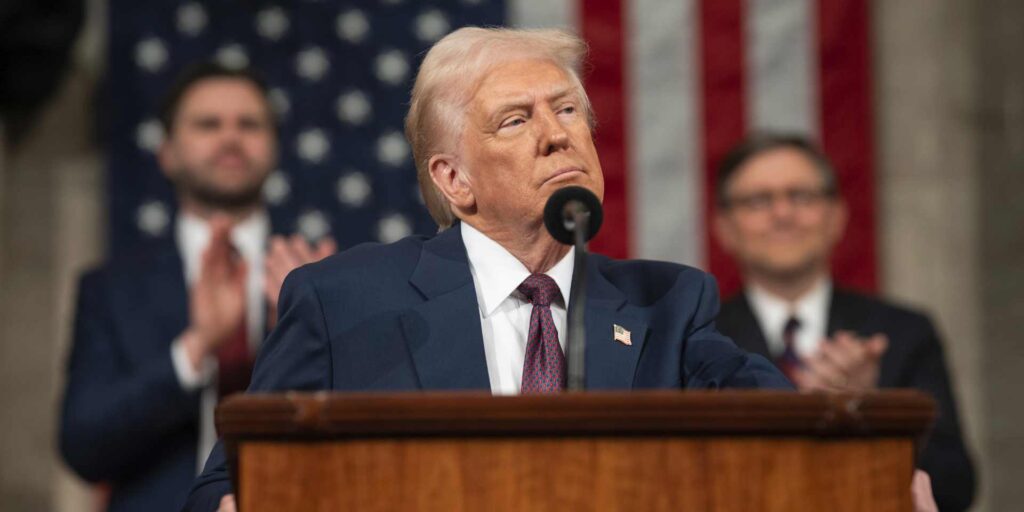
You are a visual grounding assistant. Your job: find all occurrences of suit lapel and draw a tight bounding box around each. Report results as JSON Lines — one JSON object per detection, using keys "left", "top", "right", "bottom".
{"left": 401, "top": 226, "right": 490, "bottom": 390}
{"left": 582, "top": 258, "right": 650, "bottom": 390}
{"left": 398, "top": 228, "right": 656, "bottom": 391}
{"left": 110, "top": 237, "right": 189, "bottom": 362}
{"left": 828, "top": 289, "right": 868, "bottom": 336}
{"left": 146, "top": 239, "right": 190, "bottom": 346}
{"left": 729, "top": 294, "right": 773, "bottom": 359}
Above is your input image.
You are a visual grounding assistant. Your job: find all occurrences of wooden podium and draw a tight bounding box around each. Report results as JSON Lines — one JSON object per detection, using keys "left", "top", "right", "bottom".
{"left": 217, "top": 391, "right": 934, "bottom": 512}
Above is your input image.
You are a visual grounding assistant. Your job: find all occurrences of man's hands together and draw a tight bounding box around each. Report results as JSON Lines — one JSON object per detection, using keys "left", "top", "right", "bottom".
{"left": 793, "top": 331, "right": 888, "bottom": 392}
{"left": 180, "top": 217, "right": 337, "bottom": 372}
{"left": 182, "top": 216, "right": 248, "bottom": 370}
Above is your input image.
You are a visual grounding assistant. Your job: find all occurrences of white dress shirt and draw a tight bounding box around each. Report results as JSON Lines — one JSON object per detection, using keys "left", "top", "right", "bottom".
{"left": 461, "top": 222, "right": 574, "bottom": 395}
{"left": 168, "top": 210, "right": 269, "bottom": 472}
{"left": 745, "top": 277, "right": 832, "bottom": 358}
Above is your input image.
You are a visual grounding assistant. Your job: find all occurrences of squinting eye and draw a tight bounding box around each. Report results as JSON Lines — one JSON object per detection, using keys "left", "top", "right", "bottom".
{"left": 560, "top": 106, "right": 576, "bottom": 114}
{"left": 501, "top": 118, "right": 525, "bottom": 129}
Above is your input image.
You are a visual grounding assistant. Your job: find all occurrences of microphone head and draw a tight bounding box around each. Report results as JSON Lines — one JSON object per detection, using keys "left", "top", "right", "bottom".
{"left": 543, "top": 186, "right": 604, "bottom": 245}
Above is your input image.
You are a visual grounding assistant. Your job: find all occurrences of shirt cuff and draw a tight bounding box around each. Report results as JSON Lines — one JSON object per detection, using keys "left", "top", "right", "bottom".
{"left": 171, "top": 336, "right": 216, "bottom": 391}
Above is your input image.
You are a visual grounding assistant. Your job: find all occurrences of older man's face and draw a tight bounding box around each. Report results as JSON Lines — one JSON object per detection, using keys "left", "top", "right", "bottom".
{"left": 459, "top": 59, "right": 604, "bottom": 229}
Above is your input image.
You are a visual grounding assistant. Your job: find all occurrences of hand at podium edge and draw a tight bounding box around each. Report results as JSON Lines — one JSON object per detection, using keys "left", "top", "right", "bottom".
{"left": 912, "top": 469, "right": 937, "bottom": 512}
{"left": 217, "top": 494, "right": 236, "bottom": 512}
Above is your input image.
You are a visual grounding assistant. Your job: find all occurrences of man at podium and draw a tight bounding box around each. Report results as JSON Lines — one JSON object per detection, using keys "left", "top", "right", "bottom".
{"left": 184, "top": 27, "right": 789, "bottom": 512}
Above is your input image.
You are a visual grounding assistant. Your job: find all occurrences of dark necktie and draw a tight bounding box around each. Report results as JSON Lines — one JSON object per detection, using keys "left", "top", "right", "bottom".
{"left": 776, "top": 316, "right": 802, "bottom": 383}
{"left": 216, "top": 243, "right": 253, "bottom": 398}
{"left": 518, "top": 274, "right": 566, "bottom": 393}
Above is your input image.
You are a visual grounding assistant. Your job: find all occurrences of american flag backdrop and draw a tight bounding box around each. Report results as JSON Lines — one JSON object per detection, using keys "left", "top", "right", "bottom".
{"left": 107, "top": 0, "right": 876, "bottom": 299}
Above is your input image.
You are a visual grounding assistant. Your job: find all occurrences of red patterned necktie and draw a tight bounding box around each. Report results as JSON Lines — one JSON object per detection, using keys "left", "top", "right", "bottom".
{"left": 518, "top": 274, "right": 567, "bottom": 393}
{"left": 776, "top": 316, "right": 802, "bottom": 383}
{"left": 216, "top": 243, "right": 252, "bottom": 399}
{"left": 217, "top": 318, "right": 251, "bottom": 399}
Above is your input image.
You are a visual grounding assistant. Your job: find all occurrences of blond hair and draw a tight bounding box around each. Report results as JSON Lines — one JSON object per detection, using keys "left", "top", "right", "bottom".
{"left": 404, "top": 27, "right": 592, "bottom": 228}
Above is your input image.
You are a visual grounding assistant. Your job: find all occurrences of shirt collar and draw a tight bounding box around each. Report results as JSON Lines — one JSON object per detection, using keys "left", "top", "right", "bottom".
{"left": 746, "top": 276, "right": 832, "bottom": 346}
{"left": 230, "top": 209, "right": 270, "bottom": 262}
{"left": 176, "top": 209, "right": 270, "bottom": 281}
{"left": 461, "top": 221, "right": 574, "bottom": 317}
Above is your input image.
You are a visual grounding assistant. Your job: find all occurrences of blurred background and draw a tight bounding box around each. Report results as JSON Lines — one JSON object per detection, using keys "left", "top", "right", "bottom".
{"left": 0, "top": 0, "right": 1021, "bottom": 510}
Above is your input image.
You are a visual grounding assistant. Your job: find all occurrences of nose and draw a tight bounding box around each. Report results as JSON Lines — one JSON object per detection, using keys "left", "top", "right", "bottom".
{"left": 536, "top": 107, "right": 570, "bottom": 155}
{"left": 223, "top": 120, "right": 245, "bottom": 140}
{"left": 769, "top": 192, "right": 797, "bottom": 221}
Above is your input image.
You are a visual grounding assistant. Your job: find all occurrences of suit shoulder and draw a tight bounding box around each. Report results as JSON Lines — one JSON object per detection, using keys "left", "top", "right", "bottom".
{"left": 296, "top": 234, "right": 430, "bottom": 284}
{"left": 718, "top": 290, "right": 747, "bottom": 313}
{"left": 76, "top": 240, "right": 172, "bottom": 289}
{"left": 595, "top": 256, "right": 714, "bottom": 306}
{"left": 833, "top": 289, "right": 938, "bottom": 338}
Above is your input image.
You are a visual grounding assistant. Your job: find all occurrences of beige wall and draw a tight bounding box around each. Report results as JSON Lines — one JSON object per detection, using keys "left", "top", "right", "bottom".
{"left": 875, "top": 0, "right": 1024, "bottom": 510}
{"left": 0, "top": 1, "right": 1021, "bottom": 510}
{"left": 0, "top": 1, "right": 105, "bottom": 511}
{"left": 974, "top": 0, "right": 1024, "bottom": 509}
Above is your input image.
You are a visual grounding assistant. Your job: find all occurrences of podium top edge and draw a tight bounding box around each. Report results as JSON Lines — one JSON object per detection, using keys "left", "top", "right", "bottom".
{"left": 216, "top": 390, "right": 935, "bottom": 439}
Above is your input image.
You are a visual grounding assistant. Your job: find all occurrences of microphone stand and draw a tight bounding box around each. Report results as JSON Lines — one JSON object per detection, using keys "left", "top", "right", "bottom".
{"left": 565, "top": 203, "right": 589, "bottom": 391}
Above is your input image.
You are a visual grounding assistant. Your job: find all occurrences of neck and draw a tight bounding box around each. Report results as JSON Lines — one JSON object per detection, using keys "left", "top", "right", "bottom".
{"left": 179, "top": 196, "right": 261, "bottom": 224}
{"left": 468, "top": 217, "right": 570, "bottom": 273}
{"left": 746, "top": 267, "right": 827, "bottom": 303}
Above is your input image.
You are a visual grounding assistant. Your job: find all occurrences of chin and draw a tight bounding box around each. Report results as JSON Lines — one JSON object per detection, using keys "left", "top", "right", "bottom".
{"left": 548, "top": 175, "right": 598, "bottom": 194}
{"left": 759, "top": 258, "right": 820, "bottom": 279}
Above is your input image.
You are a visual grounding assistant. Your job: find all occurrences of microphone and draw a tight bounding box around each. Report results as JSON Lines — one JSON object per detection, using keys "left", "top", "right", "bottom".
{"left": 543, "top": 186, "right": 603, "bottom": 245}
{"left": 542, "top": 186, "right": 603, "bottom": 391}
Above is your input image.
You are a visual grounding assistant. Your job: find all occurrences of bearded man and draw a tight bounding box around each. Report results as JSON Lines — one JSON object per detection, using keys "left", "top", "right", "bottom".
{"left": 60, "top": 63, "right": 335, "bottom": 512}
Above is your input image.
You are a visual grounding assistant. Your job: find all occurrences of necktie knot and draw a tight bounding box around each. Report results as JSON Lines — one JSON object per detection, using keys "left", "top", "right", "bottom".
{"left": 783, "top": 316, "right": 801, "bottom": 339}
{"left": 517, "top": 273, "right": 560, "bottom": 307}
{"left": 775, "top": 315, "right": 802, "bottom": 383}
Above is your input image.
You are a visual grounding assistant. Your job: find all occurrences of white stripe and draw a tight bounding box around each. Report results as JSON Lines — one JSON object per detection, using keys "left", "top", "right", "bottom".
{"left": 506, "top": 0, "right": 577, "bottom": 30}
{"left": 629, "top": 0, "right": 702, "bottom": 265}
{"left": 746, "top": 0, "right": 819, "bottom": 136}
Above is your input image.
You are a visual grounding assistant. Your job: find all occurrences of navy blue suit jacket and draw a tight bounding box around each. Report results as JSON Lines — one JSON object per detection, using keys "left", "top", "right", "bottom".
{"left": 60, "top": 236, "right": 201, "bottom": 512}
{"left": 184, "top": 225, "right": 790, "bottom": 511}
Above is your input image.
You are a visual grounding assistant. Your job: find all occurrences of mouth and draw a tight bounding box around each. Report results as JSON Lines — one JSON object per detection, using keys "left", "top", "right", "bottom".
{"left": 545, "top": 167, "right": 585, "bottom": 184}
{"left": 213, "top": 154, "right": 248, "bottom": 170}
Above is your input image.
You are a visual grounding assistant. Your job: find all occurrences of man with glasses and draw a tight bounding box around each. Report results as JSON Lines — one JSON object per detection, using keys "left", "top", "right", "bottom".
{"left": 713, "top": 132, "right": 975, "bottom": 511}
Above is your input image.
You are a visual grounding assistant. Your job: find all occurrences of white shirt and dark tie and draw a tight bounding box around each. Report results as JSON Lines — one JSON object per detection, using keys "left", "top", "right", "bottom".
{"left": 745, "top": 278, "right": 832, "bottom": 360}
{"left": 461, "top": 221, "right": 573, "bottom": 395}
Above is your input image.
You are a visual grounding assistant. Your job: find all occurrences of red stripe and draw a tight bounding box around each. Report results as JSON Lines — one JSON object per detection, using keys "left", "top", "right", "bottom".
{"left": 580, "top": 0, "right": 630, "bottom": 259}
{"left": 700, "top": 0, "right": 747, "bottom": 298}
{"left": 817, "top": 0, "right": 877, "bottom": 292}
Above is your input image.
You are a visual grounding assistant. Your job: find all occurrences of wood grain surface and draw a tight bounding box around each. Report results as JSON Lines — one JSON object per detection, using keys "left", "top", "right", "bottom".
{"left": 219, "top": 391, "right": 932, "bottom": 511}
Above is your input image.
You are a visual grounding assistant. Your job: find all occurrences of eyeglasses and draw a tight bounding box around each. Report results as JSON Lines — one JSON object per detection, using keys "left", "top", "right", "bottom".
{"left": 723, "top": 188, "right": 834, "bottom": 212}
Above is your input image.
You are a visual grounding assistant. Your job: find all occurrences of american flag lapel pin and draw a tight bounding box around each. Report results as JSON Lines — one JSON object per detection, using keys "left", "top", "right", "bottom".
{"left": 613, "top": 324, "right": 632, "bottom": 346}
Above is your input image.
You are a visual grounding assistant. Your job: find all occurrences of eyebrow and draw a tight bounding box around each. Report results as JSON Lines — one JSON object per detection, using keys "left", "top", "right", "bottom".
{"left": 487, "top": 87, "right": 578, "bottom": 122}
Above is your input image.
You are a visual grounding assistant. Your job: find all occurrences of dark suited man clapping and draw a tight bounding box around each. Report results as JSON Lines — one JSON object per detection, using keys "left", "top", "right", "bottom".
{"left": 59, "top": 63, "right": 334, "bottom": 512}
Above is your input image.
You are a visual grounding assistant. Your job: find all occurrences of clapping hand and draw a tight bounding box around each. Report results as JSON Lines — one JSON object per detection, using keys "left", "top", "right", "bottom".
{"left": 264, "top": 234, "right": 337, "bottom": 329}
{"left": 794, "top": 331, "right": 888, "bottom": 392}
{"left": 182, "top": 216, "right": 248, "bottom": 370}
